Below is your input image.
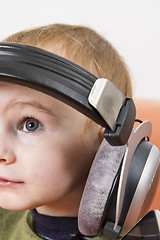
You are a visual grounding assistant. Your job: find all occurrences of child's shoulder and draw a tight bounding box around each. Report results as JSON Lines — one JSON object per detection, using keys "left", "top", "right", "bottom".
{"left": 0, "top": 208, "right": 111, "bottom": 240}
{"left": 0, "top": 207, "right": 27, "bottom": 229}
{"left": 0, "top": 207, "right": 42, "bottom": 240}
{"left": 84, "top": 234, "right": 111, "bottom": 240}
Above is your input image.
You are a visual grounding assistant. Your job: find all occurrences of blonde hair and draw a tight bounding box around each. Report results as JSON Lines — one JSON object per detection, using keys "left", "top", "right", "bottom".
{"left": 4, "top": 23, "right": 132, "bottom": 97}
{"left": 3, "top": 24, "right": 132, "bottom": 138}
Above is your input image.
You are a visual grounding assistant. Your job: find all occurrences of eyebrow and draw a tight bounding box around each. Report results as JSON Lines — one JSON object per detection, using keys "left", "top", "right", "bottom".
{"left": 10, "top": 100, "right": 56, "bottom": 117}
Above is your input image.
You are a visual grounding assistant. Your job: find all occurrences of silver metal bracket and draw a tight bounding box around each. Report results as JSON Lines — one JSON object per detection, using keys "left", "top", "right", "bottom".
{"left": 88, "top": 78, "right": 136, "bottom": 146}
{"left": 88, "top": 78, "right": 125, "bottom": 131}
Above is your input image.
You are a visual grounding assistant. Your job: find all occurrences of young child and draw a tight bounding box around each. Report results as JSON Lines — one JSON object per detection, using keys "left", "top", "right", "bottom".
{"left": 0, "top": 24, "right": 132, "bottom": 240}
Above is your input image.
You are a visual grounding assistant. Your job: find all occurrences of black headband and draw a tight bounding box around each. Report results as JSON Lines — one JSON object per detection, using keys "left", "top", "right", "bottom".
{"left": 0, "top": 42, "right": 136, "bottom": 145}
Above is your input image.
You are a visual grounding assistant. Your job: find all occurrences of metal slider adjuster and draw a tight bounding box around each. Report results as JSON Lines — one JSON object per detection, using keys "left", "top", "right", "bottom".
{"left": 88, "top": 78, "right": 136, "bottom": 146}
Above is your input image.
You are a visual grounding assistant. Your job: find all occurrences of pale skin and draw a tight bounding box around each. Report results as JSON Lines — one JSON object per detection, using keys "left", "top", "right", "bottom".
{"left": 0, "top": 82, "right": 102, "bottom": 217}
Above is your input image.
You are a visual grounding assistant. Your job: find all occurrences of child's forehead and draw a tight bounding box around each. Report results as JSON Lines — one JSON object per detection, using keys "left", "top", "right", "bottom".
{"left": 0, "top": 81, "right": 84, "bottom": 118}
{"left": 0, "top": 81, "right": 56, "bottom": 107}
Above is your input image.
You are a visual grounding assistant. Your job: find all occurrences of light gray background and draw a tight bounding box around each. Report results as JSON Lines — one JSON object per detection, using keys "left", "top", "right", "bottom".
{"left": 0, "top": 0, "right": 160, "bottom": 99}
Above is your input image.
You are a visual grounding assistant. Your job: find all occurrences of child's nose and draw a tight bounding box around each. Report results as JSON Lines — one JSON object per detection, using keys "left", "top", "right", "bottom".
{"left": 0, "top": 150, "right": 16, "bottom": 165}
{"left": 0, "top": 138, "right": 16, "bottom": 165}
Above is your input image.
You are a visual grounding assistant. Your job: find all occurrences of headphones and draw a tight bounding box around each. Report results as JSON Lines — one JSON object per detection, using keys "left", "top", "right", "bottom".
{"left": 0, "top": 42, "right": 159, "bottom": 239}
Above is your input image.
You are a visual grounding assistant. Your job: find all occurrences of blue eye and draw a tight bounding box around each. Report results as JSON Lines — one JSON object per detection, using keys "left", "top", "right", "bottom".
{"left": 21, "top": 118, "right": 43, "bottom": 132}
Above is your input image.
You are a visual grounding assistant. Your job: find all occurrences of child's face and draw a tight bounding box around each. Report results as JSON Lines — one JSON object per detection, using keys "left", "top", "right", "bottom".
{"left": 0, "top": 82, "right": 100, "bottom": 216}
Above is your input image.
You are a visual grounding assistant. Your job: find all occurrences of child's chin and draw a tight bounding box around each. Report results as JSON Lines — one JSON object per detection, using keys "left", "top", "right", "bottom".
{"left": 0, "top": 204, "right": 26, "bottom": 211}
{"left": 0, "top": 201, "right": 31, "bottom": 211}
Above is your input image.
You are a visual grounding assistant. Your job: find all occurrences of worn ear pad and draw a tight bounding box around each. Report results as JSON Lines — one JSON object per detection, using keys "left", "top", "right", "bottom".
{"left": 78, "top": 139, "right": 126, "bottom": 236}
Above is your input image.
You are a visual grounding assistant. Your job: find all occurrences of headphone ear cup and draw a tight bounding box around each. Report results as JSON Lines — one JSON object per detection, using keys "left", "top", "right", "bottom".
{"left": 120, "top": 140, "right": 160, "bottom": 236}
{"left": 138, "top": 159, "right": 160, "bottom": 220}
{"left": 78, "top": 139, "right": 126, "bottom": 236}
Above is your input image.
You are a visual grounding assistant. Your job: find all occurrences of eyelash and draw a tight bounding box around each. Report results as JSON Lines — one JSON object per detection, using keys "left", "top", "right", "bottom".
{"left": 18, "top": 116, "right": 44, "bottom": 133}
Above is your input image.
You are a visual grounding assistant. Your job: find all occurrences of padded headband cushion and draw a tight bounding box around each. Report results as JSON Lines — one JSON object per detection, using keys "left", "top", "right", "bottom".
{"left": 78, "top": 139, "right": 126, "bottom": 236}
{"left": 0, "top": 42, "right": 107, "bottom": 127}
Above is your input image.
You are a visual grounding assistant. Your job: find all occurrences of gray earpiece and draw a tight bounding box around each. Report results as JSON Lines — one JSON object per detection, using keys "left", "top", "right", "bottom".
{"left": 78, "top": 139, "right": 126, "bottom": 236}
